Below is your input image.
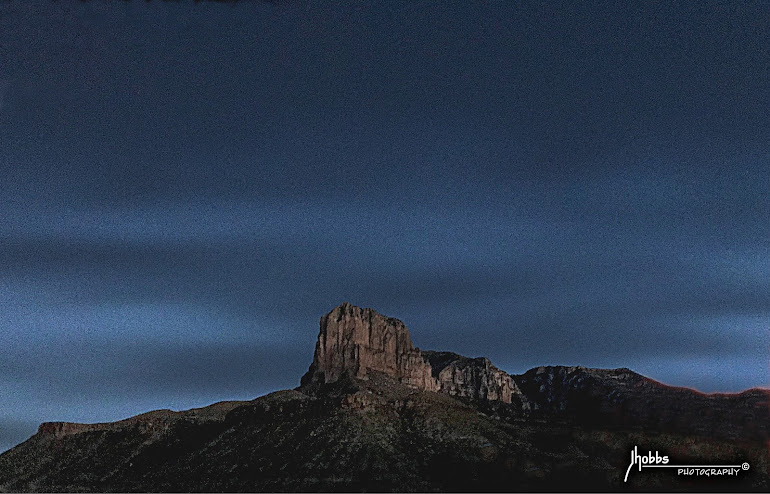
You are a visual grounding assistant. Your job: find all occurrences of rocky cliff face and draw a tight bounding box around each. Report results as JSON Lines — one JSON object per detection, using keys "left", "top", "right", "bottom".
{"left": 300, "top": 303, "right": 438, "bottom": 391}
{"left": 2, "top": 303, "right": 769, "bottom": 492}
{"left": 422, "top": 351, "right": 523, "bottom": 404}
{"left": 300, "top": 303, "right": 525, "bottom": 404}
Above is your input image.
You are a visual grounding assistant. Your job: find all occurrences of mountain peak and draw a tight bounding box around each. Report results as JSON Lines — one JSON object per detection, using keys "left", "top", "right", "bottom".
{"left": 300, "top": 304, "right": 523, "bottom": 404}
{"left": 300, "top": 303, "right": 438, "bottom": 391}
{"left": 422, "top": 350, "right": 523, "bottom": 404}
{"left": 3, "top": 304, "right": 769, "bottom": 492}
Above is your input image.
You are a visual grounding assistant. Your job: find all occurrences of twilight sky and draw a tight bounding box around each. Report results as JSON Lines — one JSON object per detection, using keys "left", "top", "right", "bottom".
{"left": 1, "top": 0, "right": 769, "bottom": 452}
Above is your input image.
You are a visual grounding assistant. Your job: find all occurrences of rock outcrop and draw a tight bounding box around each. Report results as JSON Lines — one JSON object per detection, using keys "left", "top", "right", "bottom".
{"left": 35, "top": 404, "right": 243, "bottom": 440}
{"left": 3, "top": 303, "right": 769, "bottom": 492}
{"left": 422, "top": 351, "right": 523, "bottom": 404}
{"left": 301, "top": 303, "right": 525, "bottom": 405}
{"left": 300, "top": 303, "right": 438, "bottom": 391}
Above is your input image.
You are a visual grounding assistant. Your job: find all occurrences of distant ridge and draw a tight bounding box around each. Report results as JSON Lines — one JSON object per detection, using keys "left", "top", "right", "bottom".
{"left": 1, "top": 303, "right": 767, "bottom": 492}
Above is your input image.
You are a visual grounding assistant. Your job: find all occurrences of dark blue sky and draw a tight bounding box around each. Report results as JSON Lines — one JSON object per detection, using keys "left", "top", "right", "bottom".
{"left": 1, "top": 0, "right": 769, "bottom": 452}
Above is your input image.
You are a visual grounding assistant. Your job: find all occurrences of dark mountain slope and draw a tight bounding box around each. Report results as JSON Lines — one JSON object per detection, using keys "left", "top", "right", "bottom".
{"left": 514, "top": 365, "right": 770, "bottom": 440}
{"left": 1, "top": 303, "right": 767, "bottom": 492}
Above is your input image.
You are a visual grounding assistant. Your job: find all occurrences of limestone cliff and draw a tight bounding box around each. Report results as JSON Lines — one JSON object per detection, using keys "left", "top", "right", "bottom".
{"left": 301, "top": 303, "right": 523, "bottom": 405}
{"left": 422, "top": 351, "right": 523, "bottom": 404}
{"left": 3, "top": 303, "right": 769, "bottom": 492}
{"left": 300, "top": 302, "right": 438, "bottom": 391}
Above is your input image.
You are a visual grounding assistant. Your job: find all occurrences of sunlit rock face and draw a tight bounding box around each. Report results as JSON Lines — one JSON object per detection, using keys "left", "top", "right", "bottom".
{"left": 300, "top": 303, "right": 523, "bottom": 405}
{"left": 423, "top": 351, "right": 523, "bottom": 404}
{"left": 300, "top": 302, "right": 438, "bottom": 391}
{"left": 3, "top": 303, "right": 769, "bottom": 492}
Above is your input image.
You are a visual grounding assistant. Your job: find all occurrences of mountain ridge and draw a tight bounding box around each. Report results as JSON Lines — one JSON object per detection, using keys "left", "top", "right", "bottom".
{"left": 1, "top": 302, "right": 768, "bottom": 492}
